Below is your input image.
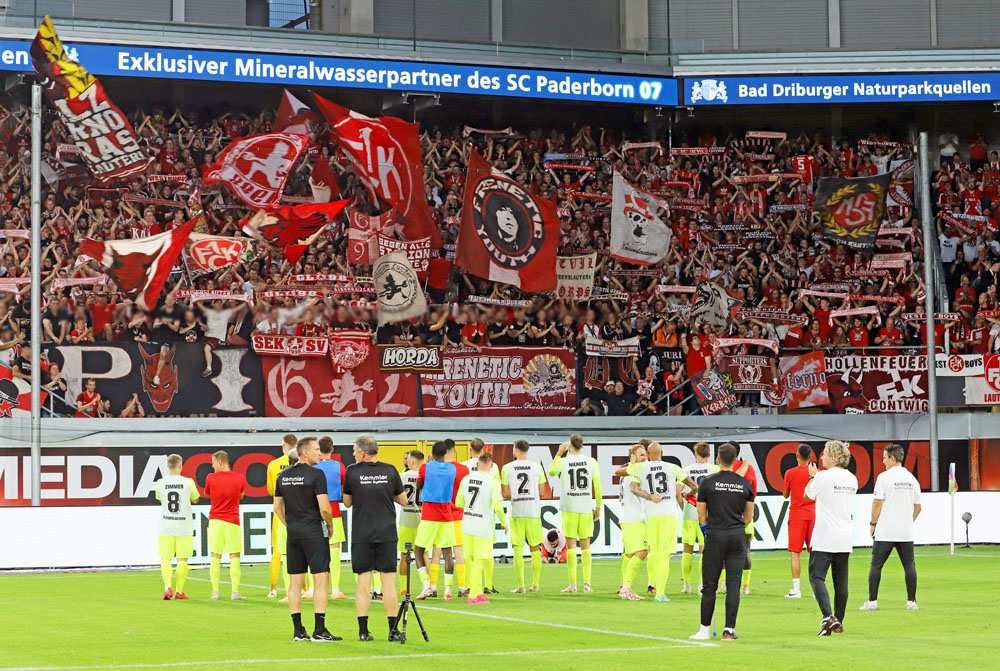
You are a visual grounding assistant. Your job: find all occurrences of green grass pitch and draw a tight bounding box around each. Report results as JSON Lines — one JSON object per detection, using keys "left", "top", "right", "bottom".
{"left": 0, "top": 546, "right": 996, "bottom": 671}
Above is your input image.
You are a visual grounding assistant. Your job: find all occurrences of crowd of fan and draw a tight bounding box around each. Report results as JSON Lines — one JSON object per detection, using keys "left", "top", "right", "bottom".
{"left": 0, "top": 100, "right": 998, "bottom": 417}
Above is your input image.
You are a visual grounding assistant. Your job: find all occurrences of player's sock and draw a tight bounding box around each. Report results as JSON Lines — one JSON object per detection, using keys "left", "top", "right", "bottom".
{"left": 484, "top": 557, "right": 494, "bottom": 590}
{"left": 330, "top": 560, "right": 342, "bottom": 594}
{"left": 358, "top": 616, "right": 369, "bottom": 636}
{"left": 567, "top": 550, "right": 578, "bottom": 585}
{"left": 682, "top": 552, "right": 693, "bottom": 584}
{"left": 291, "top": 613, "right": 303, "bottom": 632}
{"left": 742, "top": 569, "right": 751, "bottom": 587}
{"left": 698, "top": 551, "right": 704, "bottom": 585}
{"left": 270, "top": 554, "right": 281, "bottom": 591}
{"left": 456, "top": 563, "right": 466, "bottom": 590}
{"left": 210, "top": 557, "right": 222, "bottom": 592}
{"left": 468, "top": 560, "right": 483, "bottom": 599}
{"left": 530, "top": 550, "right": 542, "bottom": 587}
{"left": 176, "top": 561, "right": 189, "bottom": 594}
{"left": 620, "top": 555, "right": 629, "bottom": 586}
{"left": 625, "top": 555, "right": 643, "bottom": 588}
{"left": 429, "top": 563, "right": 440, "bottom": 589}
{"left": 581, "top": 549, "right": 592, "bottom": 585}
{"left": 444, "top": 572, "right": 453, "bottom": 595}
{"left": 656, "top": 552, "right": 669, "bottom": 595}
{"left": 417, "top": 566, "right": 429, "bottom": 589}
{"left": 314, "top": 613, "right": 326, "bottom": 633}
{"left": 230, "top": 557, "right": 242, "bottom": 595}
{"left": 792, "top": 578, "right": 801, "bottom": 592}
{"left": 160, "top": 560, "right": 172, "bottom": 590}
{"left": 514, "top": 551, "right": 526, "bottom": 588}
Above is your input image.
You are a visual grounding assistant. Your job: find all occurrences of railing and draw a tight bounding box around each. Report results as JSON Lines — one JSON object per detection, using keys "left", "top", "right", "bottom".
{"left": 1, "top": 361, "right": 70, "bottom": 417}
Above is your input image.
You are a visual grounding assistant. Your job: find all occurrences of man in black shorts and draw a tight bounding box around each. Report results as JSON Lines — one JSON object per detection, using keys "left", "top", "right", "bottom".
{"left": 690, "top": 442, "right": 755, "bottom": 641}
{"left": 343, "top": 433, "right": 407, "bottom": 642}
{"left": 274, "top": 436, "right": 340, "bottom": 643}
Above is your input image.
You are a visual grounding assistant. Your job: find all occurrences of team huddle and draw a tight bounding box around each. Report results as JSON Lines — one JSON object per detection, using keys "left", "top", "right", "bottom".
{"left": 154, "top": 434, "right": 923, "bottom": 642}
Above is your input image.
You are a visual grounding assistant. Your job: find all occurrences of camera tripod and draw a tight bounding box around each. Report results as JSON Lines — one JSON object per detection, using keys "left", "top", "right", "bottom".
{"left": 392, "top": 543, "right": 428, "bottom": 644}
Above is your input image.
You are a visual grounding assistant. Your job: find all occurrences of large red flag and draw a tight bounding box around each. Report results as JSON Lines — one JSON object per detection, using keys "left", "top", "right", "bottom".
{"left": 274, "top": 90, "right": 321, "bottom": 135}
{"left": 457, "top": 151, "right": 559, "bottom": 292}
{"left": 79, "top": 217, "right": 196, "bottom": 310}
{"left": 309, "top": 156, "right": 340, "bottom": 203}
{"left": 203, "top": 133, "right": 309, "bottom": 208}
{"left": 243, "top": 200, "right": 349, "bottom": 264}
{"left": 312, "top": 94, "right": 440, "bottom": 247}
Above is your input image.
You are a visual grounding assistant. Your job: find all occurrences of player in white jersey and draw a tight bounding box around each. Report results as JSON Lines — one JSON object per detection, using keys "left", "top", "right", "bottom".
{"left": 501, "top": 439, "right": 546, "bottom": 593}
{"left": 549, "top": 433, "right": 602, "bottom": 593}
{"left": 154, "top": 454, "right": 200, "bottom": 600}
{"left": 618, "top": 443, "right": 649, "bottom": 601}
{"left": 462, "top": 438, "right": 499, "bottom": 479}
{"left": 397, "top": 450, "right": 424, "bottom": 593}
{"left": 455, "top": 453, "right": 507, "bottom": 604}
{"left": 681, "top": 442, "right": 719, "bottom": 594}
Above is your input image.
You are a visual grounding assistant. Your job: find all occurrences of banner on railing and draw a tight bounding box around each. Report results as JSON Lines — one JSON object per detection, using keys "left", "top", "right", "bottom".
{"left": 420, "top": 346, "right": 576, "bottom": 416}
{"left": 378, "top": 345, "right": 443, "bottom": 373}
{"left": 251, "top": 334, "right": 329, "bottom": 357}
{"left": 824, "top": 354, "right": 928, "bottom": 414}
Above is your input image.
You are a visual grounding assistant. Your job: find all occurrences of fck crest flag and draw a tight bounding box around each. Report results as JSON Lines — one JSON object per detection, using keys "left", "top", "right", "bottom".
{"left": 185, "top": 232, "right": 256, "bottom": 278}
{"left": 457, "top": 151, "right": 560, "bottom": 292}
{"left": 274, "top": 89, "right": 321, "bottom": 135}
{"left": 313, "top": 94, "right": 440, "bottom": 247}
{"left": 79, "top": 217, "right": 196, "bottom": 311}
{"left": 611, "top": 170, "right": 672, "bottom": 265}
{"left": 374, "top": 250, "right": 426, "bottom": 326}
{"left": 31, "top": 16, "right": 153, "bottom": 184}
{"left": 203, "top": 132, "right": 309, "bottom": 208}
{"left": 815, "top": 173, "right": 891, "bottom": 250}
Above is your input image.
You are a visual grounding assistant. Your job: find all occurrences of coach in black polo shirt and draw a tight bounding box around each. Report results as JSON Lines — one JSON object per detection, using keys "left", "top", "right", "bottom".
{"left": 343, "top": 433, "right": 407, "bottom": 642}
{"left": 691, "top": 442, "right": 755, "bottom": 642}
{"left": 274, "top": 436, "right": 340, "bottom": 643}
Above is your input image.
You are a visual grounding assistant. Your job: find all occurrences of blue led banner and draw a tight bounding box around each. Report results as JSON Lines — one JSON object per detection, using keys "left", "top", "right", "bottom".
{"left": 0, "top": 39, "right": 677, "bottom": 105}
{"left": 684, "top": 73, "right": 1000, "bottom": 105}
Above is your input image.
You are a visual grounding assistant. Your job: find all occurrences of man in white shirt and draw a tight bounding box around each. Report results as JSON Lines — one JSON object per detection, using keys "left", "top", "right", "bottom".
{"left": 860, "top": 444, "right": 922, "bottom": 612}
{"left": 804, "top": 440, "right": 858, "bottom": 636}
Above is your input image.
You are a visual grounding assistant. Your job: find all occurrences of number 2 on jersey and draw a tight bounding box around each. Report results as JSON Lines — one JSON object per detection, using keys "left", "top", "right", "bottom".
{"left": 516, "top": 472, "right": 530, "bottom": 495}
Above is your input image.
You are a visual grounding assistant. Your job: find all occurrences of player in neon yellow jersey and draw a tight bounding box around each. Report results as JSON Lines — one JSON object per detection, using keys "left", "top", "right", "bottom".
{"left": 549, "top": 433, "right": 602, "bottom": 593}
{"left": 627, "top": 442, "right": 698, "bottom": 602}
{"left": 501, "top": 439, "right": 546, "bottom": 593}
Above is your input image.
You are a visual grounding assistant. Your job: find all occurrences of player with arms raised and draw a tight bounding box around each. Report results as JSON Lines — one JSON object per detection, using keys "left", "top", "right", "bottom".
{"left": 501, "top": 439, "right": 546, "bottom": 594}
{"left": 155, "top": 454, "right": 199, "bottom": 600}
{"left": 549, "top": 433, "right": 602, "bottom": 593}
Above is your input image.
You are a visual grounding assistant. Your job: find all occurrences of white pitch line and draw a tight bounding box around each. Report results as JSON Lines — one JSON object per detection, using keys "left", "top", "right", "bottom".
{"left": 418, "top": 605, "right": 717, "bottom": 647}
{"left": 182, "top": 576, "right": 717, "bottom": 648}
{"left": 0, "top": 645, "right": 686, "bottom": 671}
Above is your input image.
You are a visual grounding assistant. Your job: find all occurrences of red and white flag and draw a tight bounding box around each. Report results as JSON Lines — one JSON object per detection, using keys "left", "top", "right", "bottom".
{"left": 203, "top": 132, "right": 309, "bottom": 208}
{"left": 185, "top": 232, "right": 256, "bottom": 277}
{"left": 79, "top": 217, "right": 196, "bottom": 310}
{"left": 348, "top": 209, "right": 398, "bottom": 264}
{"left": 313, "top": 94, "right": 440, "bottom": 247}
{"left": 0, "top": 366, "right": 46, "bottom": 418}
{"left": 309, "top": 157, "right": 340, "bottom": 204}
{"left": 274, "top": 90, "right": 321, "bottom": 135}
{"left": 187, "top": 185, "right": 201, "bottom": 210}
{"left": 457, "top": 151, "right": 559, "bottom": 292}
{"left": 242, "top": 200, "right": 349, "bottom": 264}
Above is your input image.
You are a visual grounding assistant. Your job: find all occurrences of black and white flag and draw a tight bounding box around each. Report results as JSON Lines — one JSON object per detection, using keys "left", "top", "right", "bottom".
{"left": 374, "top": 250, "right": 426, "bottom": 325}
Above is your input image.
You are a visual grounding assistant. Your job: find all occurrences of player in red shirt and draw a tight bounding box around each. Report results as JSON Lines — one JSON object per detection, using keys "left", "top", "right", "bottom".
{"left": 204, "top": 450, "right": 247, "bottom": 600}
{"left": 439, "top": 440, "right": 471, "bottom": 596}
{"left": 782, "top": 444, "right": 817, "bottom": 599}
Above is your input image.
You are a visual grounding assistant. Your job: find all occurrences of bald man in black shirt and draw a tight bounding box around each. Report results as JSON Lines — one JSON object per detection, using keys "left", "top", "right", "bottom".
{"left": 691, "top": 442, "right": 755, "bottom": 641}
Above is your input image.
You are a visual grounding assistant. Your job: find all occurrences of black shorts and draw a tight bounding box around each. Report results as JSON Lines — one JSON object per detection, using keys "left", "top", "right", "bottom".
{"left": 352, "top": 540, "right": 397, "bottom": 574}
{"left": 286, "top": 532, "right": 331, "bottom": 575}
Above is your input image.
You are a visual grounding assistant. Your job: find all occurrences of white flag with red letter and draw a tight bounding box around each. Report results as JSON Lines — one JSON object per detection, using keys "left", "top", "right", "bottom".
{"left": 610, "top": 170, "right": 671, "bottom": 266}
{"left": 79, "top": 217, "right": 196, "bottom": 310}
{"left": 203, "top": 132, "right": 309, "bottom": 208}
{"left": 313, "top": 94, "right": 440, "bottom": 248}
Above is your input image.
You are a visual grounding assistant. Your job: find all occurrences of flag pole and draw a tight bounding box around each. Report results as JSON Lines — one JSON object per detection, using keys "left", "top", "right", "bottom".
{"left": 918, "top": 132, "right": 940, "bottom": 492}
{"left": 949, "top": 462, "right": 956, "bottom": 556}
{"left": 30, "top": 83, "right": 42, "bottom": 507}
